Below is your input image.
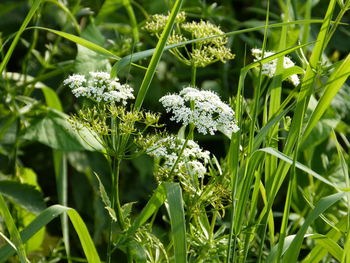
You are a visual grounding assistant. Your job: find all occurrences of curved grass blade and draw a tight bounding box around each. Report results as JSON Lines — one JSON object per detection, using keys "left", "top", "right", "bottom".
{"left": 268, "top": 234, "right": 343, "bottom": 262}
{"left": 282, "top": 192, "right": 345, "bottom": 263}
{"left": 133, "top": 0, "right": 184, "bottom": 110}
{"left": 0, "top": 205, "right": 101, "bottom": 263}
{"left": 165, "top": 183, "right": 187, "bottom": 263}
{"left": 0, "top": 195, "right": 27, "bottom": 263}
{"left": 0, "top": 0, "right": 41, "bottom": 74}
{"left": 258, "top": 147, "right": 338, "bottom": 189}
{"left": 302, "top": 54, "right": 350, "bottom": 142}
{"left": 124, "top": 183, "right": 167, "bottom": 239}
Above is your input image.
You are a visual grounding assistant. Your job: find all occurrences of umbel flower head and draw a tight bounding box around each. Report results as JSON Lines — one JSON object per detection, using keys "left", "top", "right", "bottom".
{"left": 143, "top": 12, "right": 235, "bottom": 67}
{"left": 64, "top": 72, "right": 134, "bottom": 104}
{"left": 160, "top": 87, "right": 239, "bottom": 136}
{"left": 147, "top": 135, "right": 210, "bottom": 179}
{"left": 251, "top": 48, "right": 300, "bottom": 86}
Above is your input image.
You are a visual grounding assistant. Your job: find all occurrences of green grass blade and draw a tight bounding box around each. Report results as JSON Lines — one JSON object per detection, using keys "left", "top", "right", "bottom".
{"left": 302, "top": 54, "right": 350, "bottom": 142}
{"left": 0, "top": 204, "right": 101, "bottom": 263}
{"left": 133, "top": 0, "right": 184, "bottom": 110}
{"left": 259, "top": 147, "right": 338, "bottom": 189}
{"left": 124, "top": 183, "right": 167, "bottom": 238}
{"left": 0, "top": 0, "right": 41, "bottom": 74}
{"left": 302, "top": 216, "right": 347, "bottom": 263}
{"left": 53, "top": 150, "right": 70, "bottom": 262}
{"left": 30, "top": 26, "right": 120, "bottom": 59}
{"left": 282, "top": 192, "right": 345, "bottom": 263}
{"left": 165, "top": 183, "right": 187, "bottom": 263}
{"left": 268, "top": 234, "right": 343, "bottom": 262}
{"left": 0, "top": 195, "right": 27, "bottom": 263}
{"left": 66, "top": 209, "right": 101, "bottom": 263}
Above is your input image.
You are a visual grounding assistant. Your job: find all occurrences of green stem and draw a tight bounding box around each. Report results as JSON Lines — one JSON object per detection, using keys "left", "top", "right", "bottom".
{"left": 191, "top": 65, "right": 197, "bottom": 88}
{"left": 123, "top": 0, "right": 140, "bottom": 51}
{"left": 168, "top": 125, "right": 195, "bottom": 178}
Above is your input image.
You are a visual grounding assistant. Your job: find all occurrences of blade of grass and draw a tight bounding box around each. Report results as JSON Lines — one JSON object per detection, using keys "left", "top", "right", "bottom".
{"left": 0, "top": 195, "right": 27, "bottom": 263}
{"left": 282, "top": 192, "right": 345, "bottom": 263}
{"left": 165, "top": 183, "right": 187, "bottom": 263}
{"left": 302, "top": 216, "right": 348, "bottom": 263}
{"left": 133, "top": 0, "right": 184, "bottom": 110}
{"left": 302, "top": 54, "right": 350, "bottom": 142}
{"left": 0, "top": 0, "right": 41, "bottom": 74}
{"left": 53, "top": 150, "right": 70, "bottom": 262}
{"left": 0, "top": 205, "right": 101, "bottom": 263}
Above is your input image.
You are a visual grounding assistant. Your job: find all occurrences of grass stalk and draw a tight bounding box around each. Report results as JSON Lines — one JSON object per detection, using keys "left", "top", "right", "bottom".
{"left": 133, "top": 0, "right": 184, "bottom": 111}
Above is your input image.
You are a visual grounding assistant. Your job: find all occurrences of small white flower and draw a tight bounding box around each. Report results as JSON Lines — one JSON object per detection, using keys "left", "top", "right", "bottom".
{"left": 64, "top": 72, "right": 134, "bottom": 104}
{"left": 160, "top": 87, "right": 239, "bottom": 136}
{"left": 251, "top": 48, "right": 300, "bottom": 86}
{"left": 147, "top": 136, "right": 210, "bottom": 178}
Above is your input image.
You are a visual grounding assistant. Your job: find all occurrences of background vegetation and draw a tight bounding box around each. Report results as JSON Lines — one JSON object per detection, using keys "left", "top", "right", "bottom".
{"left": 0, "top": 0, "right": 350, "bottom": 262}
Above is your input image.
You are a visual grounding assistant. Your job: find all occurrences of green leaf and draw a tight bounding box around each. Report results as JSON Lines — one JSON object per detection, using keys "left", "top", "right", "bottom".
{"left": 282, "top": 192, "right": 345, "bottom": 263}
{"left": 94, "top": 172, "right": 117, "bottom": 221}
{"left": 0, "top": 181, "right": 45, "bottom": 214}
{"left": 74, "top": 22, "right": 111, "bottom": 74}
{"left": 165, "top": 183, "right": 187, "bottom": 263}
{"left": 40, "top": 87, "right": 63, "bottom": 111}
{"left": 0, "top": 205, "right": 101, "bottom": 263}
{"left": 22, "top": 108, "right": 104, "bottom": 151}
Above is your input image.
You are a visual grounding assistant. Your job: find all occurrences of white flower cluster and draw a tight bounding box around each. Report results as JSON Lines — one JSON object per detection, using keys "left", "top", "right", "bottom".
{"left": 251, "top": 48, "right": 300, "bottom": 86}
{"left": 148, "top": 136, "right": 210, "bottom": 178}
{"left": 63, "top": 72, "right": 134, "bottom": 104}
{"left": 159, "top": 87, "right": 239, "bottom": 136}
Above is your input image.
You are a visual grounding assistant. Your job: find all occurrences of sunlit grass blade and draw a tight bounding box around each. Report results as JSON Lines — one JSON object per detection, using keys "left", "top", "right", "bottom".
{"left": 124, "top": 183, "right": 167, "bottom": 239}
{"left": 301, "top": 216, "right": 347, "bottom": 263}
{"left": 302, "top": 54, "right": 350, "bottom": 142}
{"left": 259, "top": 147, "right": 338, "bottom": 189}
{"left": 30, "top": 26, "right": 119, "bottom": 59}
{"left": 282, "top": 192, "right": 345, "bottom": 263}
{"left": 0, "top": 0, "right": 41, "bottom": 74}
{"left": 133, "top": 0, "right": 184, "bottom": 110}
{"left": 165, "top": 183, "right": 187, "bottom": 263}
{"left": 0, "top": 205, "right": 101, "bottom": 263}
{"left": 0, "top": 195, "right": 27, "bottom": 263}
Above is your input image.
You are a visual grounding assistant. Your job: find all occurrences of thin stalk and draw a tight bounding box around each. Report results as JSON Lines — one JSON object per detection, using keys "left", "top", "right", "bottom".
{"left": 191, "top": 65, "right": 197, "bottom": 88}
{"left": 123, "top": 0, "right": 140, "bottom": 51}
{"left": 133, "top": 0, "right": 184, "bottom": 111}
{"left": 168, "top": 125, "right": 195, "bottom": 178}
{"left": 275, "top": 163, "right": 296, "bottom": 262}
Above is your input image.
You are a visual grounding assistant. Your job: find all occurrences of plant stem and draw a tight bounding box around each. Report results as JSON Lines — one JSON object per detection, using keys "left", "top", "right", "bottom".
{"left": 168, "top": 125, "right": 195, "bottom": 178}
{"left": 191, "top": 65, "right": 197, "bottom": 88}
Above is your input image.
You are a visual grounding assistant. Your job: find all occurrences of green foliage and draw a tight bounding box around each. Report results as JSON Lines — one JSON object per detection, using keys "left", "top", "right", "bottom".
{"left": 1, "top": 0, "right": 350, "bottom": 262}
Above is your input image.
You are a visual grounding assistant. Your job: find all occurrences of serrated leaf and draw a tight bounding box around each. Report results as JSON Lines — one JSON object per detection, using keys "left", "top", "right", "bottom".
{"left": 0, "top": 181, "right": 45, "bottom": 214}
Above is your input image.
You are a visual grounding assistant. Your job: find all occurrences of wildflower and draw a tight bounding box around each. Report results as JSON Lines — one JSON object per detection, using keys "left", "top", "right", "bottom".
{"left": 251, "top": 48, "right": 300, "bottom": 86}
{"left": 147, "top": 136, "right": 210, "bottom": 178}
{"left": 143, "top": 11, "right": 186, "bottom": 34}
{"left": 160, "top": 87, "right": 239, "bottom": 136}
{"left": 143, "top": 12, "right": 235, "bottom": 67}
{"left": 64, "top": 72, "right": 134, "bottom": 104}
